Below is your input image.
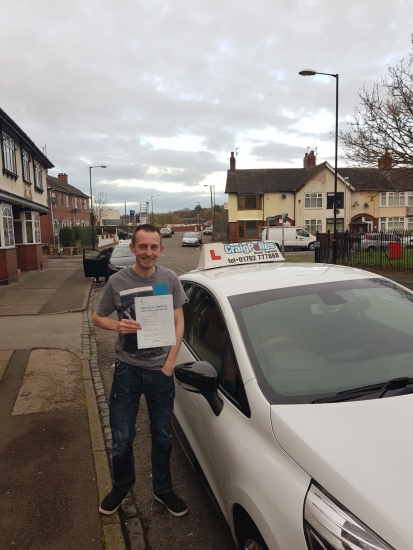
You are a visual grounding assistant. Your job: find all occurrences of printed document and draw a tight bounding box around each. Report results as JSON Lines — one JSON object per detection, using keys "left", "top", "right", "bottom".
{"left": 135, "top": 295, "right": 176, "bottom": 349}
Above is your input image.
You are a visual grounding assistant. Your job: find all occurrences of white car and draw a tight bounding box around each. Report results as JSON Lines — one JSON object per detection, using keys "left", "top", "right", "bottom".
{"left": 174, "top": 241, "right": 413, "bottom": 550}
{"left": 182, "top": 232, "right": 200, "bottom": 246}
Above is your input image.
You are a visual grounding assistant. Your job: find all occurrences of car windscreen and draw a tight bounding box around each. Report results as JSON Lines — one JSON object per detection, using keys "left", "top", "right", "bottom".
{"left": 183, "top": 233, "right": 197, "bottom": 237}
{"left": 230, "top": 278, "right": 413, "bottom": 404}
{"left": 111, "top": 246, "right": 135, "bottom": 258}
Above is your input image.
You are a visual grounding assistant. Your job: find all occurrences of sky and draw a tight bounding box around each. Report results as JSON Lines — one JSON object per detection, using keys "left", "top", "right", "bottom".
{"left": 1, "top": 0, "right": 412, "bottom": 214}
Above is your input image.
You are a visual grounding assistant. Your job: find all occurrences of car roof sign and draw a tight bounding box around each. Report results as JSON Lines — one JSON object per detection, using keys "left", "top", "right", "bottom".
{"left": 197, "top": 241, "right": 284, "bottom": 270}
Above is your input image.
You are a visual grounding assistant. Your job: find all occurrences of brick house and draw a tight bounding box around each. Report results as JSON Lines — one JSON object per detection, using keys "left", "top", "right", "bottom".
{"left": 41, "top": 173, "right": 90, "bottom": 246}
{"left": 0, "top": 108, "right": 54, "bottom": 284}
{"left": 225, "top": 151, "right": 413, "bottom": 242}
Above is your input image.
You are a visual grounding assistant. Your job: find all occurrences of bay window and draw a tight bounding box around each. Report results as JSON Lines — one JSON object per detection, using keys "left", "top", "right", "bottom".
{"left": 237, "top": 195, "right": 262, "bottom": 210}
{"left": 1, "top": 205, "right": 15, "bottom": 247}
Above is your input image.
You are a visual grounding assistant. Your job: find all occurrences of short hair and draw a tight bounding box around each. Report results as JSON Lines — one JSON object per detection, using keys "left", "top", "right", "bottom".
{"left": 132, "top": 224, "right": 162, "bottom": 245}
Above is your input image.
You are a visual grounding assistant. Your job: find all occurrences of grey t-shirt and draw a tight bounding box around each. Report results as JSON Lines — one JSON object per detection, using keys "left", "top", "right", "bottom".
{"left": 95, "top": 265, "right": 187, "bottom": 368}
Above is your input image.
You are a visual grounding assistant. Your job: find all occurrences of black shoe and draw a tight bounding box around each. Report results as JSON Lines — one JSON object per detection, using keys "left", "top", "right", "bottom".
{"left": 154, "top": 491, "right": 188, "bottom": 516}
{"left": 99, "top": 487, "right": 128, "bottom": 515}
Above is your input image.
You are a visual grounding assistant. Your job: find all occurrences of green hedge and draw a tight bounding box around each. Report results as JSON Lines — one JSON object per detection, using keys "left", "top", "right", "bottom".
{"left": 73, "top": 226, "right": 97, "bottom": 246}
{"left": 59, "top": 227, "right": 75, "bottom": 247}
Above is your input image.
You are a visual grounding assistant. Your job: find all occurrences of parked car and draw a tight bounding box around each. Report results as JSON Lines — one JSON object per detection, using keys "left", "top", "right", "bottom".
{"left": 173, "top": 241, "right": 413, "bottom": 550}
{"left": 167, "top": 226, "right": 175, "bottom": 235}
{"left": 107, "top": 244, "right": 136, "bottom": 277}
{"left": 194, "top": 231, "right": 202, "bottom": 244}
{"left": 160, "top": 227, "right": 172, "bottom": 238}
{"left": 203, "top": 226, "right": 213, "bottom": 235}
{"left": 182, "top": 232, "right": 200, "bottom": 246}
{"left": 360, "top": 233, "right": 401, "bottom": 251}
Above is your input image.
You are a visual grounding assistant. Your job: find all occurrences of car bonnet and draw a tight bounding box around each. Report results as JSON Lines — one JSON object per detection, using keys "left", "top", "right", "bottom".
{"left": 270, "top": 396, "right": 413, "bottom": 549}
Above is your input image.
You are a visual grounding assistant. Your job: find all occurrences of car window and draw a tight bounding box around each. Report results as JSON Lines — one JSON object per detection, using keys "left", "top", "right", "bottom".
{"left": 183, "top": 232, "right": 196, "bottom": 237}
{"left": 111, "top": 246, "right": 135, "bottom": 258}
{"left": 232, "top": 279, "right": 413, "bottom": 404}
{"left": 181, "top": 282, "right": 195, "bottom": 340}
{"left": 187, "top": 288, "right": 226, "bottom": 374}
{"left": 296, "top": 229, "right": 309, "bottom": 237}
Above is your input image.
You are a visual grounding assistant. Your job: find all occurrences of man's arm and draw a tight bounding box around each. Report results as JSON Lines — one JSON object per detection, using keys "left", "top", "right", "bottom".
{"left": 161, "top": 306, "right": 184, "bottom": 377}
{"left": 92, "top": 311, "right": 141, "bottom": 334}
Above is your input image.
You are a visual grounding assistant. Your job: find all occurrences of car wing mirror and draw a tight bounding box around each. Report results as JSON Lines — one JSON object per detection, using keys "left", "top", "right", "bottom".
{"left": 174, "top": 361, "right": 223, "bottom": 416}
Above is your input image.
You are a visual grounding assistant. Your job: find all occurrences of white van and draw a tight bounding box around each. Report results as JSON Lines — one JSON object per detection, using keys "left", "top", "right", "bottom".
{"left": 261, "top": 226, "right": 316, "bottom": 250}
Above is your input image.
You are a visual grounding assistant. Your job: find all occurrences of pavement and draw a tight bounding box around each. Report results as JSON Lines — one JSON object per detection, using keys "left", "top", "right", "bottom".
{"left": 0, "top": 256, "right": 126, "bottom": 550}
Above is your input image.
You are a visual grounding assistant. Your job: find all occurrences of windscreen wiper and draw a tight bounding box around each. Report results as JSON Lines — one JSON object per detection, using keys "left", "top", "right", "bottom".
{"left": 312, "top": 377, "right": 413, "bottom": 404}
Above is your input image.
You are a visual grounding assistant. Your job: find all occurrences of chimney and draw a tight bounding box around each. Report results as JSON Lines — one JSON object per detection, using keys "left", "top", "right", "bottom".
{"left": 57, "top": 173, "right": 68, "bottom": 184}
{"left": 378, "top": 150, "right": 392, "bottom": 171}
{"left": 230, "top": 152, "right": 236, "bottom": 172}
{"left": 303, "top": 150, "right": 316, "bottom": 170}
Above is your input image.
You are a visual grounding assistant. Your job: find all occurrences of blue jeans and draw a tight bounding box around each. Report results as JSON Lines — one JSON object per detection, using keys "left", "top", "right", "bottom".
{"left": 109, "top": 362, "right": 175, "bottom": 495}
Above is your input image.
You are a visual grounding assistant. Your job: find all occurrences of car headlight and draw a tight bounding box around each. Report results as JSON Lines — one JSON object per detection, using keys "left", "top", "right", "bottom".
{"left": 304, "top": 483, "right": 394, "bottom": 550}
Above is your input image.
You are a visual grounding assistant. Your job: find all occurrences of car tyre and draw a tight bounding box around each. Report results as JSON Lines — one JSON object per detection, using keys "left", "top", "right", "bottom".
{"left": 308, "top": 242, "right": 315, "bottom": 251}
{"left": 237, "top": 517, "right": 268, "bottom": 550}
{"left": 366, "top": 246, "right": 376, "bottom": 252}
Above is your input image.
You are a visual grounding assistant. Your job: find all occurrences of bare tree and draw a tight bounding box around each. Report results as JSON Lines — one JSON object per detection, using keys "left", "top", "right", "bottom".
{"left": 93, "top": 191, "right": 111, "bottom": 226}
{"left": 340, "top": 38, "right": 413, "bottom": 175}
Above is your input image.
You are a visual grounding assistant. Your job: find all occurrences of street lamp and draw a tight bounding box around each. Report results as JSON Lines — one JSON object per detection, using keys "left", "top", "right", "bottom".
{"left": 299, "top": 69, "right": 339, "bottom": 264}
{"left": 89, "top": 165, "right": 107, "bottom": 249}
{"left": 204, "top": 184, "right": 216, "bottom": 220}
{"left": 151, "top": 195, "right": 160, "bottom": 225}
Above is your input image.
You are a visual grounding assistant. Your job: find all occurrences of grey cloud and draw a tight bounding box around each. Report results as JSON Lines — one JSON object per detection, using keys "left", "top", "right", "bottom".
{"left": 1, "top": 0, "right": 412, "bottom": 207}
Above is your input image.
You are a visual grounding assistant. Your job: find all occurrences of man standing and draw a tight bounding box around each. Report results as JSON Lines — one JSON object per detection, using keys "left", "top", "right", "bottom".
{"left": 93, "top": 224, "right": 187, "bottom": 517}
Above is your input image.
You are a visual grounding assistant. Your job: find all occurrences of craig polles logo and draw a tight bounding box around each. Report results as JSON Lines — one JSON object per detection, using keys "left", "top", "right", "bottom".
{"left": 223, "top": 241, "right": 276, "bottom": 255}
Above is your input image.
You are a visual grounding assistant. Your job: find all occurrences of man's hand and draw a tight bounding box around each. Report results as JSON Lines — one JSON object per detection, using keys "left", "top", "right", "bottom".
{"left": 161, "top": 361, "right": 175, "bottom": 377}
{"left": 117, "top": 319, "right": 142, "bottom": 334}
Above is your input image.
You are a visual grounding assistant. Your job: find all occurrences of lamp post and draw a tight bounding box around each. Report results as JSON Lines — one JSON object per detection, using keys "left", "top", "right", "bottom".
{"left": 299, "top": 69, "right": 339, "bottom": 264}
{"left": 204, "top": 184, "right": 215, "bottom": 220}
{"left": 151, "top": 195, "right": 160, "bottom": 225}
{"left": 89, "top": 165, "right": 107, "bottom": 249}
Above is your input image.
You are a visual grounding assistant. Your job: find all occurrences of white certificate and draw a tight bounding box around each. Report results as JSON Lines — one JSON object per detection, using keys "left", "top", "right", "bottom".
{"left": 135, "top": 295, "right": 176, "bottom": 349}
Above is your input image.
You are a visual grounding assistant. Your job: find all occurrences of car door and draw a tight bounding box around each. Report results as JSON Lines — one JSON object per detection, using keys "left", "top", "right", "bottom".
{"left": 175, "top": 284, "right": 249, "bottom": 516}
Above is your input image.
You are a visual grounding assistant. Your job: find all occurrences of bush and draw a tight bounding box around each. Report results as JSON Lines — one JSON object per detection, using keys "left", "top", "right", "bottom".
{"left": 59, "top": 227, "right": 75, "bottom": 247}
{"left": 73, "top": 226, "right": 96, "bottom": 246}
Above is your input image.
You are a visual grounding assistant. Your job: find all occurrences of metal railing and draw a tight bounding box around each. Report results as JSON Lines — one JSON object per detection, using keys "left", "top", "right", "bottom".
{"left": 315, "top": 230, "right": 413, "bottom": 272}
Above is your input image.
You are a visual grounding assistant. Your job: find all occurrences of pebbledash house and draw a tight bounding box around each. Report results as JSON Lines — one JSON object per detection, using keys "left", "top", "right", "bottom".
{"left": 0, "top": 108, "right": 54, "bottom": 284}
{"left": 225, "top": 150, "right": 413, "bottom": 242}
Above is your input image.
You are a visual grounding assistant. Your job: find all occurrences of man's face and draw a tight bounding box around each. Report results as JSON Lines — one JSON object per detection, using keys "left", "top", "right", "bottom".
{"left": 130, "top": 230, "right": 163, "bottom": 271}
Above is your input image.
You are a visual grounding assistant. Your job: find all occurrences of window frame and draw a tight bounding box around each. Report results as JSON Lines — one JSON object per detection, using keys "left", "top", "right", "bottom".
{"left": 326, "top": 192, "right": 344, "bottom": 210}
{"left": 1, "top": 204, "right": 15, "bottom": 248}
{"left": 33, "top": 160, "right": 43, "bottom": 192}
{"left": 22, "top": 149, "right": 31, "bottom": 183}
{"left": 2, "top": 132, "right": 17, "bottom": 177}
{"left": 238, "top": 220, "right": 262, "bottom": 240}
{"left": 182, "top": 282, "right": 251, "bottom": 417}
{"left": 237, "top": 195, "right": 263, "bottom": 210}
{"left": 304, "top": 193, "right": 323, "bottom": 209}
{"left": 380, "top": 192, "right": 406, "bottom": 207}
{"left": 304, "top": 219, "right": 322, "bottom": 233}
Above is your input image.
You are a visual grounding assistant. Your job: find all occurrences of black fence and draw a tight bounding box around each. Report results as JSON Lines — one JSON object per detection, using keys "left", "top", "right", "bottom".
{"left": 315, "top": 230, "right": 413, "bottom": 273}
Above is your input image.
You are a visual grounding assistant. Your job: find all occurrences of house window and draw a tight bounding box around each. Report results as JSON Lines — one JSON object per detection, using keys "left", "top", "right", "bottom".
{"left": 237, "top": 195, "right": 262, "bottom": 210}
{"left": 83, "top": 220, "right": 89, "bottom": 226}
{"left": 2, "top": 132, "right": 17, "bottom": 175}
{"left": 61, "top": 194, "right": 64, "bottom": 206}
{"left": 381, "top": 192, "right": 406, "bottom": 206}
{"left": 53, "top": 218, "right": 60, "bottom": 235}
{"left": 408, "top": 218, "right": 413, "bottom": 230}
{"left": 304, "top": 193, "right": 322, "bottom": 208}
{"left": 326, "top": 192, "right": 344, "bottom": 209}
{"left": 304, "top": 219, "right": 322, "bottom": 233}
{"left": 1, "top": 205, "right": 15, "bottom": 247}
{"left": 75, "top": 219, "right": 81, "bottom": 226}
{"left": 380, "top": 217, "right": 405, "bottom": 230}
{"left": 326, "top": 218, "right": 344, "bottom": 232}
{"left": 66, "top": 195, "right": 70, "bottom": 208}
{"left": 24, "top": 212, "right": 41, "bottom": 243}
{"left": 22, "top": 150, "right": 31, "bottom": 182}
{"left": 34, "top": 160, "right": 43, "bottom": 191}
{"left": 74, "top": 197, "right": 78, "bottom": 209}
{"left": 238, "top": 220, "right": 261, "bottom": 239}
{"left": 62, "top": 219, "right": 72, "bottom": 228}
